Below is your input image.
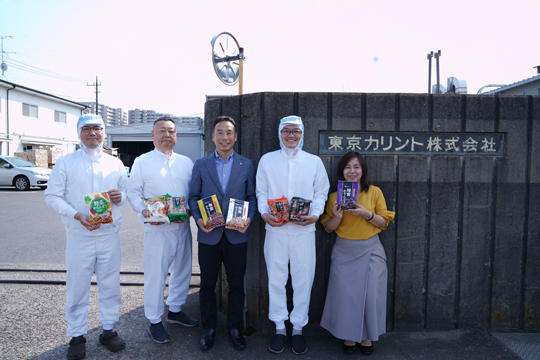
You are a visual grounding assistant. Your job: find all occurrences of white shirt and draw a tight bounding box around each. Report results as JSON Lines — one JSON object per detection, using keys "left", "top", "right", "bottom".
{"left": 127, "top": 149, "right": 193, "bottom": 232}
{"left": 44, "top": 150, "right": 128, "bottom": 236}
{"left": 256, "top": 149, "right": 330, "bottom": 235}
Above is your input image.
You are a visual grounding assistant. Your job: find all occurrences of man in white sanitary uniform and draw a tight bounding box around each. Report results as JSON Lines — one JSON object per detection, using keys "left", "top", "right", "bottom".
{"left": 44, "top": 114, "right": 127, "bottom": 360}
{"left": 127, "top": 116, "right": 198, "bottom": 344}
{"left": 256, "top": 115, "right": 330, "bottom": 355}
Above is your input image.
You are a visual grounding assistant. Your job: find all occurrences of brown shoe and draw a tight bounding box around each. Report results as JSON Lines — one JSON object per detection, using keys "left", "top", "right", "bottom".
{"left": 67, "top": 336, "right": 86, "bottom": 360}
{"left": 99, "top": 331, "right": 126, "bottom": 352}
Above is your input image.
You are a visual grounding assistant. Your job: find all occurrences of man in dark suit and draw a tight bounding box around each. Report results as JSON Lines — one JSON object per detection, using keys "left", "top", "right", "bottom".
{"left": 188, "top": 116, "right": 256, "bottom": 351}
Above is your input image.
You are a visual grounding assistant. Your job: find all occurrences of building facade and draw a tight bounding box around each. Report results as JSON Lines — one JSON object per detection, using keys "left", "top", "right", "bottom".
{"left": 128, "top": 108, "right": 202, "bottom": 127}
{"left": 0, "top": 80, "right": 86, "bottom": 157}
{"left": 105, "top": 120, "right": 204, "bottom": 168}
{"left": 81, "top": 102, "right": 128, "bottom": 126}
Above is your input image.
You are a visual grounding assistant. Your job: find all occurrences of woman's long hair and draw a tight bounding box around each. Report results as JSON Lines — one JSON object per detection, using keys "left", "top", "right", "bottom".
{"left": 337, "top": 151, "right": 370, "bottom": 192}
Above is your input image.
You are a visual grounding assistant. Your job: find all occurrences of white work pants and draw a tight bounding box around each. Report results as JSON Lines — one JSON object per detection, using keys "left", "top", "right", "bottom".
{"left": 143, "top": 225, "right": 192, "bottom": 323}
{"left": 264, "top": 231, "right": 316, "bottom": 329}
{"left": 65, "top": 232, "right": 122, "bottom": 338}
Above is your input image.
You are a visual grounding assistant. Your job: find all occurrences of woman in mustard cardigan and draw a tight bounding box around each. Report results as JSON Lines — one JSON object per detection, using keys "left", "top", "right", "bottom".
{"left": 320, "top": 151, "right": 395, "bottom": 355}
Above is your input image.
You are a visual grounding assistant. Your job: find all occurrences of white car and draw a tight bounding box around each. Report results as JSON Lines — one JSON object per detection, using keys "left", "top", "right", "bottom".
{"left": 0, "top": 156, "right": 52, "bottom": 190}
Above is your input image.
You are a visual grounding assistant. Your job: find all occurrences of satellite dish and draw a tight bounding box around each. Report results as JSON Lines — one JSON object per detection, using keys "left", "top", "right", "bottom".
{"left": 211, "top": 32, "right": 243, "bottom": 86}
{"left": 0, "top": 62, "right": 7, "bottom": 72}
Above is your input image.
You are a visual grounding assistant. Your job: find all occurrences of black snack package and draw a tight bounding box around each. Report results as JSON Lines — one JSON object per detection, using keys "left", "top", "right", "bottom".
{"left": 289, "top": 197, "right": 312, "bottom": 222}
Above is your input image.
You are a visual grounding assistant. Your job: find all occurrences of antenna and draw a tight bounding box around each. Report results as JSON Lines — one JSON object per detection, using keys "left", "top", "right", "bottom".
{"left": 87, "top": 76, "right": 101, "bottom": 115}
{"left": 1, "top": 35, "right": 15, "bottom": 80}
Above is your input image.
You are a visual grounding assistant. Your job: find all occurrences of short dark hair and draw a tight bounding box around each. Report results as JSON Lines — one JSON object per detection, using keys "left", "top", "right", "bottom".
{"left": 337, "top": 151, "right": 370, "bottom": 192}
{"left": 153, "top": 116, "right": 176, "bottom": 127}
{"left": 212, "top": 116, "right": 236, "bottom": 132}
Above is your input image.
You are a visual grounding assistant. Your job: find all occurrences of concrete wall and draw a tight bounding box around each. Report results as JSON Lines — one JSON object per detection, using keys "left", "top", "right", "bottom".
{"left": 204, "top": 92, "right": 540, "bottom": 332}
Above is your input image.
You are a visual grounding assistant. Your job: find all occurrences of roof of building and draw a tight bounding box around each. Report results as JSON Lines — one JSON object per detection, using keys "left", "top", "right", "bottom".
{"left": 484, "top": 74, "right": 540, "bottom": 95}
{"left": 0, "top": 79, "right": 87, "bottom": 108}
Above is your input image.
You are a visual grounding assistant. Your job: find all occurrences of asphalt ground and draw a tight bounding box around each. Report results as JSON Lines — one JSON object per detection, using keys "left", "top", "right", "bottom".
{"left": 0, "top": 186, "right": 537, "bottom": 359}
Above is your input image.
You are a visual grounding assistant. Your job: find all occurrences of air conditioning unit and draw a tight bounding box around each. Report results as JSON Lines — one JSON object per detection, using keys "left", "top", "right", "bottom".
{"left": 447, "top": 77, "right": 468, "bottom": 94}
{"left": 432, "top": 84, "right": 447, "bottom": 94}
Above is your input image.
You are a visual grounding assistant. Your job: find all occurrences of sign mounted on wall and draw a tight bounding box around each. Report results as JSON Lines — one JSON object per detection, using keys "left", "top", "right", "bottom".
{"left": 319, "top": 131, "right": 505, "bottom": 157}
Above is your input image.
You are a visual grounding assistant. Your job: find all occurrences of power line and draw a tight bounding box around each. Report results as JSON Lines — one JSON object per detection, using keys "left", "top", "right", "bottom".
{"left": 4, "top": 58, "right": 87, "bottom": 82}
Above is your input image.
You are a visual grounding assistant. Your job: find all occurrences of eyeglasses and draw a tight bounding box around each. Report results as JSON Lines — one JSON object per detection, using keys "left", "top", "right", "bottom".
{"left": 280, "top": 129, "right": 302, "bottom": 136}
{"left": 81, "top": 126, "right": 103, "bottom": 133}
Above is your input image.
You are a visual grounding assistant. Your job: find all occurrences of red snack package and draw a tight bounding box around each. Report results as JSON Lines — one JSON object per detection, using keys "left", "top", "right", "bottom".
{"left": 267, "top": 196, "right": 290, "bottom": 223}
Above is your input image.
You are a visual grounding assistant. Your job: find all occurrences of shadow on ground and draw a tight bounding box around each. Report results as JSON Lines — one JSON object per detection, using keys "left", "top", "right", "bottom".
{"left": 0, "top": 282, "right": 523, "bottom": 360}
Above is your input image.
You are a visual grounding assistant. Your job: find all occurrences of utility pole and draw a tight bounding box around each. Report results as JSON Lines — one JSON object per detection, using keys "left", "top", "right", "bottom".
{"left": 0, "top": 35, "right": 14, "bottom": 80}
{"left": 87, "top": 76, "right": 101, "bottom": 115}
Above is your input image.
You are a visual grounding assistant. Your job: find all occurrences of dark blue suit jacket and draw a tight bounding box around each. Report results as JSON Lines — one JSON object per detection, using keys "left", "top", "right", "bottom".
{"left": 188, "top": 152, "right": 256, "bottom": 245}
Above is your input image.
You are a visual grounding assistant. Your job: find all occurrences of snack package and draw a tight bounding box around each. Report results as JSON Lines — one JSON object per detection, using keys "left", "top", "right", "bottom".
{"left": 165, "top": 194, "right": 188, "bottom": 222}
{"left": 143, "top": 195, "right": 170, "bottom": 224}
{"left": 289, "top": 197, "right": 312, "bottom": 222}
{"left": 337, "top": 181, "right": 359, "bottom": 210}
{"left": 84, "top": 192, "right": 113, "bottom": 226}
{"left": 267, "top": 196, "right": 290, "bottom": 223}
{"left": 198, "top": 195, "right": 225, "bottom": 230}
{"left": 225, "top": 198, "right": 249, "bottom": 231}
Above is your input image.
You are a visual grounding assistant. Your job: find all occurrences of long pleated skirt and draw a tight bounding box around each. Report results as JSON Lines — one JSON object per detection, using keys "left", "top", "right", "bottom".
{"left": 320, "top": 234, "right": 387, "bottom": 343}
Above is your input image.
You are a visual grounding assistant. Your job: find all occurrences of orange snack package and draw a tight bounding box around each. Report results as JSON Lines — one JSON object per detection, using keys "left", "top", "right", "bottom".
{"left": 267, "top": 196, "right": 290, "bottom": 223}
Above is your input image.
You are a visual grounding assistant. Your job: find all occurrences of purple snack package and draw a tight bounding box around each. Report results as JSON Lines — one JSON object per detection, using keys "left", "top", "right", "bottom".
{"left": 337, "top": 181, "right": 359, "bottom": 210}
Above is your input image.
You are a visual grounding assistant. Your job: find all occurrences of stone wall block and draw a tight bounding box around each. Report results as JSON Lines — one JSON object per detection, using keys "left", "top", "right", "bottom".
{"left": 426, "top": 156, "right": 461, "bottom": 329}
{"left": 204, "top": 99, "right": 222, "bottom": 156}
{"left": 525, "top": 96, "right": 540, "bottom": 329}
{"left": 394, "top": 156, "right": 428, "bottom": 330}
{"left": 240, "top": 93, "right": 264, "bottom": 160}
{"left": 459, "top": 157, "right": 494, "bottom": 328}
{"left": 466, "top": 95, "right": 496, "bottom": 132}
{"left": 298, "top": 93, "right": 328, "bottom": 155}
{"left": 400, "top": 94, "right": 429, "bottom": 131}
{"left": 433, "top": 94, "right": 462, "bottom": 132}
{"left": 332, "top": 93, "right": 363, "bottom": 130}
{"left": 366, "top": 94, "right": 396, "bottom": 131}
{"left": 262, "top": 93, "right": 294, "bottom": 154}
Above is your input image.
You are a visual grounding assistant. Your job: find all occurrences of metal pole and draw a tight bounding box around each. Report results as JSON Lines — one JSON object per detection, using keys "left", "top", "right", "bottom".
{"left": 427, "top": 51, "right": 434, "bottom": 94}
{"left": 239, "top": 47, "right": 244, "bottom": 95}
{"left": 435, "top": 50, "right": 441, "bottom": 94}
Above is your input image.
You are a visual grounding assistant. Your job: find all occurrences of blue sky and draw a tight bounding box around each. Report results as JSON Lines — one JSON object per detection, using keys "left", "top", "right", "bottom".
{"left": 1, "top": 0, "right": 538, "bottom": 117}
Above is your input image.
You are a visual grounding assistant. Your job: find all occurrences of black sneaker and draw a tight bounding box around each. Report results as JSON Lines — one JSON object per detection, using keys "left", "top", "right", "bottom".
{"left": 291, "top": 334, "right": 307, "bottom": 355}
{"left": 268, "top": 334, "right": 287, "bottom": 354}
{"left": 166, "top": 311, "right": 199, "bottom": 327}
{"left": 148, "top": 322, "right": 170, "bottom": 344}
{"left": 67, "top": 335, "right": 86, "bottom": 360}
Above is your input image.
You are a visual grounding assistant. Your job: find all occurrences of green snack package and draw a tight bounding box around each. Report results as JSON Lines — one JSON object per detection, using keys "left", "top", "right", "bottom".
{"left": 165, "top": 194, "right": 188, "bottom": 222}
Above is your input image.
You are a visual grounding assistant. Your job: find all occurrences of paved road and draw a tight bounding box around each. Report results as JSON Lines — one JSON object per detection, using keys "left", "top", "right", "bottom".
{"left": 0, "top": 186, "right": 199, "bottom": 271}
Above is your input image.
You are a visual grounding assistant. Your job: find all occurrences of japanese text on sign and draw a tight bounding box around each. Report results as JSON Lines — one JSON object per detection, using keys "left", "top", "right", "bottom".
{"left": 319, "top": 132, "right": 504, "bottom": 156}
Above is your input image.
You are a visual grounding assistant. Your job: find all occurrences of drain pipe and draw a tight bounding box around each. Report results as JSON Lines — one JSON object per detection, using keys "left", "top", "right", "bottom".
{"left": 6, "top": 83, "right": 15, "bottom": 155}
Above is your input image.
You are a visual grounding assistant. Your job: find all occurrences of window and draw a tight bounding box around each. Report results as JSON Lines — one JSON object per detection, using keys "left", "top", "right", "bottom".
{"left": 23, "top": 103, "right": 38, "bottom": 118}
{"left": 54, "top": 110, "right": 66, "bottom": 123}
